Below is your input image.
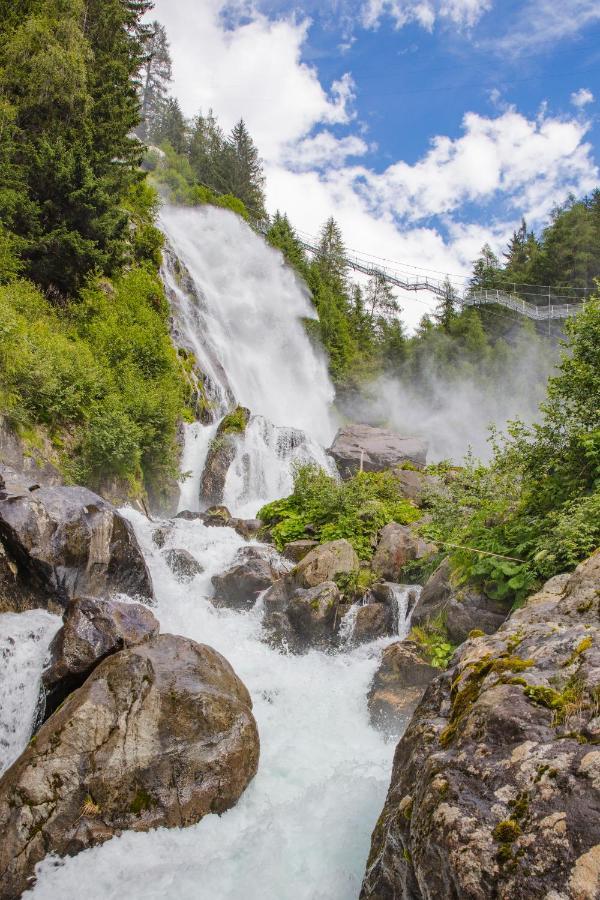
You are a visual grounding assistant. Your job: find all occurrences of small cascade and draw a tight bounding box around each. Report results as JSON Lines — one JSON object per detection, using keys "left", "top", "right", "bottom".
{"left": 177, "top": 421, "right": 218, "bottom": 513}
{"left": 223, "top": 414, "right": 337, "bottom": 518}
{"left": 338, "top": 602, "right": 361, "bottom": 646}
{"left": 391, "top": 584, "right": 421, "bottom": 639}
{"left": 0, "top": 610, "right": 61, "bottom": 775}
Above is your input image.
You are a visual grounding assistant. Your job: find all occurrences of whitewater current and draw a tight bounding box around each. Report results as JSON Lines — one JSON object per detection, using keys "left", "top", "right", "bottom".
{"left": 0, "top": 206, "right": 419, "bottom": 899}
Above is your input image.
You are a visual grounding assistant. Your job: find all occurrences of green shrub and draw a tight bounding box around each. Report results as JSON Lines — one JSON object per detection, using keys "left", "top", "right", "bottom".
{"left": 258, "top": 464, "right": 420, "bottom": 559}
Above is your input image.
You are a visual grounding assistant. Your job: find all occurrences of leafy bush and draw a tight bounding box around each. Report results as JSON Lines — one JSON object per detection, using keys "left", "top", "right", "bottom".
{"left": 409, "top": 615, "right": 456, "bottom": 669}
{"left": 258, "top": 464, "right": 420, "bottom": 559}
{"left": 0, "top": 270, "right": 187, "bottom": 491}
{"left": 419, "top": 296, "right": 600, "bottom": 605}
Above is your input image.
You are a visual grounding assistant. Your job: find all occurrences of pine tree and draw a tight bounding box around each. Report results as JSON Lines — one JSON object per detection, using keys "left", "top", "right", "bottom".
{"left": 187, "top": 110, "right": 227, "bottom": 192}
{"left": 316, "top": 217, "right": 348, "bottom": 291}
{"left": 138, "top": 21, "right": 172, "bottom": 141}
{"left": 469, "top": 244, "right": 501, "bottom": 291}
{"left": 365, "top": 273, "right": 399, "bottom": 322}
{"left": 223, "top": 119, "right": 266, "bottom": 221}
{"left": 267, "top": 212, "right": 309, "bottom": 277}
{"left": 433, "top": 277, "right": 459, "bottom": 328}
{"left": 152, "top": 97, "right": 188, "bottom": 155}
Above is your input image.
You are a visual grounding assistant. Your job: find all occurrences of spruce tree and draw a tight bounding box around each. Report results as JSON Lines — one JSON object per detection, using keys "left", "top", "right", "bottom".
{"left": 223, "top": 119, "right": 266, "bottom": 221}
{"left": 152, "top": 98, "right": 188, "bottom": 154}
{"left": 138, "top": 20, "right": 172, "bottom": 141}
{"left": 188, "top": 110, "right": 227, "bottom": 192}
{"left": 316, "top": 217, "right": 348, "bottom": 291}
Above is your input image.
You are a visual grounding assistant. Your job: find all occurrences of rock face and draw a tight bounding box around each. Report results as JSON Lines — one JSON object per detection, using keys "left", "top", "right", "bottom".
{"left": 413, "top": 558, "right": 507, "bottom": 643}
{"left": 368, "top": 641, "right": 438, "bottom": 734}
{"left": 353, "top": 602, "right": 395, "bottom": 645}
{"left": 199, "top": 407, "right": 250, "bottom": 506}
{"left": 164, "top": 548, "right": 204, "bottom": 583}
{"left": 283, "top": 539, "right": 318, "bottom": 562}
{"left": 393, "top": 469, "right": 442, "bottom": 505}
{"left": 0, "top": 466, "right": 153, "bottom": 612}
{"left": 372, "top": 523, "right": 435, "bottom": 582}
{"left": 0, "top": 634, "right": 259, "bottom": 900}
{"left": 0, "top": 417, "right": 62, "bottom": 489}
{"left": 212, "top": 546, "right": 291, "bottom": 610}
{"left": 42, "top": 596, "right": 159, "bottom": 717}
{"left": 361, "top": 552, "right": 600, "bottom": 900}
{"left": 328, "top": 424, "right": 428, "bottom": 478}
{"left": 292, "top": 539, "right": 359, "bottom": 589}
{"left": 263, "top": 580, "right": 343, "bottom": 652}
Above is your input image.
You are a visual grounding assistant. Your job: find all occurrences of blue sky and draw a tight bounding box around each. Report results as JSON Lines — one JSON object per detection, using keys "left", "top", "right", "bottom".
{"left": 152, "top": 0, "right": 600, "bottom": 325}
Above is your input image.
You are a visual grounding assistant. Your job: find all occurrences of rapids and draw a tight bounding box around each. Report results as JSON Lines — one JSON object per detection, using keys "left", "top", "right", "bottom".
{"left": 0, "top": 206, "right": 419, "bottom": 899}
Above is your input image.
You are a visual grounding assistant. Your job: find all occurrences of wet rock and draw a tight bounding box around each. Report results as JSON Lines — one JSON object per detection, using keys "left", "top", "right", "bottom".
{"left": 174, "top": 509, "right": 204, "bottom": 521}
{"left": 152, "top": 525, "right": 171, "bottom": 549}
{"left": 202, "top": 505, "right": 232, "bottom": 526}
{"left": 164, "top": 548, "right": 204, "bottom": 583}
{"left": 199, "top": 407, "right": 250, "bottom": 506}
{"left": 263, "top": 580, "right": 343, "bottom": 651}
{"left": 0, "top": 417, "right": 62, "bottom": 489}
{"left": 292, "top": 539, "right": 359, "bottom": 589}
{"left": 413, "top": 558, "right": 507, "bottom": 643}
{"left": 328, "top": 424, "right": 428, "bottom": 479}
{"left": 0, "top": 634, "right": 259, "bottom": 900}
{"left": 353, "top": 603, "right": 395, "bottom": 644}
{"left": 372, "top": 523, "right": 435, "bottom": 582}
{"left": 361, "top": 552, "right": 600, "bottom": 900}
{"left": 212, "top": 546, "right": 291, "bottom": 610}
{"left": 230, "top": 518, "right": 263, "bottom": 540}
{"left": 42, "top": 596, "right": 159, "bottom": 718}
{"left": 393, "top": 468, "right": 442, "bottom": 505}
{"left": 283, "top": 539, "right": 319, "bottom": 562}
{"left": 368, "top": 640, "right": 438, "bottom": 734}
{"left": 0, "top": 467, "right": 153, "bottom": 612}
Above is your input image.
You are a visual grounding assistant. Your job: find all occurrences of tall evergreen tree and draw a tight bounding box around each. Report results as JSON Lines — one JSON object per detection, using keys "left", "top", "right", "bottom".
{"left": 267, "top": 212, "right": 309, "bottom": 277}
{"left": 152, "top": 97, "right": 188, "bottom": 155}
{"left": 187, "top": 110, "right": 227, "bottom": 192}
{"left": 223, "top": 119, "right": 266, "bottom": 221}
{"left": 315, "top": 217, "right": 348, "bottom": 291}
{"left": 138, "top": 20, "right": 172, "bottom": 140}
{"left": 469, "top": 244, "right": 501, "bottom": 291}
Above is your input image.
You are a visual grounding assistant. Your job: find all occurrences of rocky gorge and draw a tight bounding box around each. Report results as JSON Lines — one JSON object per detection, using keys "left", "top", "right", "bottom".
{"left": 0, "top": 203, "right": 598, "bottom": 900}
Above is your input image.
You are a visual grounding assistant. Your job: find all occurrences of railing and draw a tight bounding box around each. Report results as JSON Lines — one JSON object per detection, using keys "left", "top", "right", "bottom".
{"left": 300, "top": 241, "right": 585, "bottom": 321}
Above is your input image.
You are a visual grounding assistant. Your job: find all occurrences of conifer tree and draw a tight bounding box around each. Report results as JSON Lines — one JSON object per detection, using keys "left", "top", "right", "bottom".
{"left": 152, "top": 98, "right": 188, "bottom": 155}
{"left": 469, "top": 244, "right": 501, "bottom": 291}
{"left": 316, "top": 217, "right": 348, "bottom": 290}
{"left": 138, "top": 20, "right": 172, "bottom": 140}
{"left": 222, "top": 119, "right": 266, "bottom": 221}
{"left": 267, "top": 212, "right": 309, "bottom": 277}
{"left": 188, "top": 110, "right": 228, "bottom": 192}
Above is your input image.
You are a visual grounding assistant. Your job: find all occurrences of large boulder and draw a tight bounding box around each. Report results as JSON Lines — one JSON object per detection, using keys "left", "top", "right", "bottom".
{"left": 164, "top": 548, "right": 204, "bottom": 583}
{"left": 413, "top": 558, "right": 507, "bottom": 643}
{"left": 263, "top": 581, "right": 343, "bottom": 652}
{"left": 353, "top": 602, "right": 396, "bottom": 645}
{"left": 368, "top": 640, "right": 438, "bottom": 734}
{"left": 42, "top": 596, "right": 159, "bottom": 717}
{"left": 361, "top": 552, "right": 600, "bottom": 900}
{"left": 292, "top": 538, "right": 359, "bottom": 589}
{"left": 212, "top": 545, "right": 291, "bottom": 610}
{"left": 372, "top": 523, "right": 435, "bottom": 582}
{"left": 199, "top": 407, "right": 250, "bottom": 506}
{"left": 283, "top": 539, "right": 318, "bottom": 562}
{"left": 0, "top": 467, "right": 153, "bottom": 612}
{"left": 0, "top": 634, "right": 259, "bottom": 900}
{"left": 393, "top": 469, "right": 442, "bottom": 505}
{"left": 328, "top": 424, "right": 428, "bottom": 478}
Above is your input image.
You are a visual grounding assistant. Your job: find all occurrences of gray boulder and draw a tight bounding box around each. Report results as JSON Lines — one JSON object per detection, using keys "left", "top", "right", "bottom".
{"left": 328, "top": 424, "right": 428, "bottom": 478}
{"left": 199, "top": 407, "right": 250, "bottom": 506}
{"left": 263, "top": 581, "right": 343, "bottom": 651}
{"left": 292, "top": 538, "right": 359, "bottom": 589}
{"left": 361, "top": 552, "right": 600, "bottom": 900}
{"left": 42, "top": 596, "right": 159, "bottom": 717}
{"left": 367, "top": 640, "right": 438, "bottom": 734}
{"left": 212, "top": 545, "right": 291, "bottom": 610}
{"left": 283, "top": 539, "right": 318, "bottom": 562}
{"left": 413, "top": 558, "right": 507, "bottom": 643}
{"left": 0, "top": 466, "right": 153, "bottom": 612}
{"left": 372, "top": 523, "right": 435, "bottom": 582}
{"left": 353, "top": 602, "right": 396, "bottom": 645}
{"left": 0, "top": 634, "right": 259, "bottom": 900}
{"left": 164, "top": 548, "right": 204, "bottom": 583}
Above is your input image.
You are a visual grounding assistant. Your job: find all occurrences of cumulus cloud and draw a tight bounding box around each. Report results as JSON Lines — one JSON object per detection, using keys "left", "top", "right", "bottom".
{"left": 571, "top": 88, "right": 595, "bottom": 108}
{"left": 151, "top": 0, "right": 598, "bottom": 329}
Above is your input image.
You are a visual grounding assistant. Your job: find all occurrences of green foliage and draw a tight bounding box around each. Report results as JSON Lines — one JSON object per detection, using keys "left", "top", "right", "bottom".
{"left": 258, "top": 464, "right": 420, "bottom": 559}
{"left": 219, "top": 406, "right": 249, "bottom": 434}
{"left": 0, "top": 271, "right": 186, "bottom": 489}
{"left": 420, "top": 296, "right": 600, "bottom": 605}
{"left": 409, "top": 616, "right": 456, "bottom": 669}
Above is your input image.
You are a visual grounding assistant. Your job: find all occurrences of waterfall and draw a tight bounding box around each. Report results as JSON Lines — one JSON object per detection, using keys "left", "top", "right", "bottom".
{"left": 23, "top": 205, "right": 416, "bottom": 900}
{"left": 0, "top": 610, "right": 61, "bottom": 775}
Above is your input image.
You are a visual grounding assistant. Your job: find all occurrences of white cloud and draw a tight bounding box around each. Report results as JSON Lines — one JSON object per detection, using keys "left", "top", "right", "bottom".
{"left": 571, "top": 88, "right": 595, "bottom": 108}
{"left": 362, "top": 0, "right": 492, "bottom": 30}
{"left": 493, "top": 0, "right": 600, "bottom": 54}
{"left": 151, "top": 0, "right": 598, "bottom": 329}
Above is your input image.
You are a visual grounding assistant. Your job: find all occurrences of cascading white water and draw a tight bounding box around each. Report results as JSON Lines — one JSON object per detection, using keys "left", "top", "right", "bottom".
{"left": 29, "top": 513, "right": 405, "bottom": 900}
{"left": 223, "top": 414, "right": 337, "bottom": 518}
{"left": 0, "top": 610, "right": 61, "bottom": 775}
{"left": 25, "top": 205, "right": 420, "bottom": 899}
{"left": 160, "top": 205, "right": 336, "bottom": 445}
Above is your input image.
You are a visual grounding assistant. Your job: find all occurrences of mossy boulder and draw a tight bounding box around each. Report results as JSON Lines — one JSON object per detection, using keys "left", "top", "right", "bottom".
{"left": 361, "top": 552, "right": 600, "bottom": 900}
{"left": 199, "top": 407, "right": 250, "bottom": 506}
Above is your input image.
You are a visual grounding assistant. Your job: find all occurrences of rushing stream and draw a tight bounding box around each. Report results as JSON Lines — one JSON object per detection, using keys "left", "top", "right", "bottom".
{"left": 0, "top": 206, "right": 420, "bottom": 899}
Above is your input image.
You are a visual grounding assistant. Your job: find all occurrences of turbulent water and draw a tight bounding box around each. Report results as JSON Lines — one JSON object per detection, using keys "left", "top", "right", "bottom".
{"left": 1, "top": 206, "right": 418, "bottom": 899}
{"left": 0, "top": 610, "right": 61, "bottom": 775}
